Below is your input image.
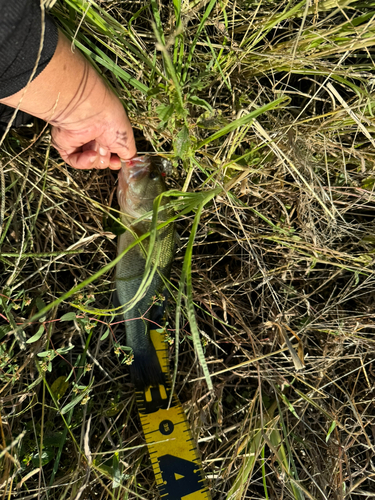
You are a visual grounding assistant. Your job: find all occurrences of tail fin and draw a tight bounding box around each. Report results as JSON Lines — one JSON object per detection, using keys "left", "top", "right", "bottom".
{"left": 116, "top": 291, "right": 169, "bottom": 391}
{"left": 130, "top": 344, "right": 165, "bottom": 390}
{"left": 129, "top": 293, "right": 169, "bottom": 390}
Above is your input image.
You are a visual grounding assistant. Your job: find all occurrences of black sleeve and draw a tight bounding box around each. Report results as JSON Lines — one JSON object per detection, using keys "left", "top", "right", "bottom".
{"left": 0, "top": 0, "right": 58, "bottom": 99}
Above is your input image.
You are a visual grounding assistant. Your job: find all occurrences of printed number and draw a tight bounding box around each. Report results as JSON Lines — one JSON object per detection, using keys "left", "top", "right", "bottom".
{"left": 158, "top": 454, "right": 203, "bottom": 498}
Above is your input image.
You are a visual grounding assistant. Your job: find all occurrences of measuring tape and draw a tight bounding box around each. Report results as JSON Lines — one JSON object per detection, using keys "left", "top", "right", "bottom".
{"left": 134, "top": 327, "right": 211, "bottom": 499}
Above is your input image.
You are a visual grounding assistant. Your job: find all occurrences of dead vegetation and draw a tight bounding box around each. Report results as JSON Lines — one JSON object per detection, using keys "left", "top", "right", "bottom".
{"left": 1, "top": 0, "right": 375, "bottom": 498}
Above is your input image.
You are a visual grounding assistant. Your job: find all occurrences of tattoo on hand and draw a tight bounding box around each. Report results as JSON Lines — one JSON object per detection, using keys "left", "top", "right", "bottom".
{"left": 116, "top": 130, "right": 129, "bottom": 149}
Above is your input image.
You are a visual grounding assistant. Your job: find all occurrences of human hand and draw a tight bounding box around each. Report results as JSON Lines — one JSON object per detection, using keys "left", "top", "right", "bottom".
{"left": 0, "top": 30, "right": 136, "bottom": 169}
{"left": 51, "top": 87, "right": 136, "bottom": 170}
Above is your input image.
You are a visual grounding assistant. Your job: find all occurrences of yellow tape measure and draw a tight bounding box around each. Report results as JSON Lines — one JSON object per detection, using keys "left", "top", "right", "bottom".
{"left": 135, "top": 328, "right": 211, "bottom": 499}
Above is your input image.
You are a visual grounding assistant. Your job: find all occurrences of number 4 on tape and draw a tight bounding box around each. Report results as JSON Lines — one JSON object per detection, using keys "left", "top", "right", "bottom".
{"left": 159, "top": 454, "right": 206, "bottom": 498}
{"left": 135, "top": 329, "right": 211, "bottom": 500}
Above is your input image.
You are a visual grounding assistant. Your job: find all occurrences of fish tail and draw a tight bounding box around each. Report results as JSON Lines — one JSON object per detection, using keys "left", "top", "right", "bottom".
{"left": 130, "top": 344, "right": 165, "bottom": 390}
{"left": 127, "top": 295, "right": 169, "bottom": 390}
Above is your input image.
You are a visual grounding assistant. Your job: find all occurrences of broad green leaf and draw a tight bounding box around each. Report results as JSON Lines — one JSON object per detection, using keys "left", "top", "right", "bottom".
{"left": 51, "top": 376, "right": 70, "bottom": 401}
{"left": 174, "top": 125, "right": 191, "bottom": 160}
{"left": 36, "top": 297, "right": 46, "bottom": 312}
{"left": 156, "top": 103, "right": 174, "bottom": 127}
{"left": 100, "top": 328, "right": 110, "bottom": 341}
{"left": 60, "top": 312, "right": 77, "bottom": 322}
{"left": 60, "top": 389, "right": 90, "bottom": 415}
{"left": 37, "top": 350, "right": 53, "bottom": 358}
{"left": 173, "top": 189, "right": 220, "bottom": 396}
{"left": 56, "top": 345, "right": 75, "bottom": 355}
{"left": 326, "top": 420, "right": 337, "bottom": 442}
{"left": 188, "top": 95, "right": 213, "bottom": 112}
{"left": 62, "top": 0, "right": 108, "bottom": 31}
{"left": 74, "top": 39, "right": 149, "bottom": 94}
{"left": 112, "top": 452, "right": 121, "bottom": 488}
{"left": 26, "top": 325, "right": 44, "bottom": 344}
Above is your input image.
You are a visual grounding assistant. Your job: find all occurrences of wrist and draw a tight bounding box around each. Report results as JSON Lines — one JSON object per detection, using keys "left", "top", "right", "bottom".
{"left": 0, "top": 29, "right": 137, "bottom": 167}
{"left": 0, "top": 30, "right": 112, "bottom": 127}
{"left": 49, "top": 67, "right": 118, "bottom": 130}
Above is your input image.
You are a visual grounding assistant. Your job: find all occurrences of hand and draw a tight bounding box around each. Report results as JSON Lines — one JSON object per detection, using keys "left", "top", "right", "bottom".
{"left": 0, "top": 30, "right": 136, "bottom": 169}
{"left": 51, "top": 86, "right": 136, "bottom": 170}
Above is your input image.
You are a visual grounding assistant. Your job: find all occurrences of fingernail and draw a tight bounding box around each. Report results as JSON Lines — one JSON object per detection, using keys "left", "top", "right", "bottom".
{"left": 99, "top": 146, "right": 107, "bottom": 156}
{"left": 89, "top": 155, "right": 96, "bottom": 163}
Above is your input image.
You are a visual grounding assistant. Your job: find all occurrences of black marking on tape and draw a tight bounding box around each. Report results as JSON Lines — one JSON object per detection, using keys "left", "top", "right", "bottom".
{"left": 136, "top": 328, "right": 211, "bottom": 499}
{"left": 158, "top": 454, "right": 205, "bottom": 499}
{"left": 159, "top": 419, "right": 174, "bottom": 435}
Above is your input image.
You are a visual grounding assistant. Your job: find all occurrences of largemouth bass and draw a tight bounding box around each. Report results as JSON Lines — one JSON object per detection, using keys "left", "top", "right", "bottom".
{"left": 116, "top": 156, "right": 175, "bottom": 390}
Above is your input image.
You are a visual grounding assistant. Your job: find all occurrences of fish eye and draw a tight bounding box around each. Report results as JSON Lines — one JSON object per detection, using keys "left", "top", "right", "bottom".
{"left": 149, "top": 171, "right": 160, "bottom": 180}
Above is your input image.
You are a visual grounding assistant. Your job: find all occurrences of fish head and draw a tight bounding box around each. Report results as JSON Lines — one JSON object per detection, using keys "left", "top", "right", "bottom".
{"left": 118, "top": 156, "right": 168, "bottom": 219}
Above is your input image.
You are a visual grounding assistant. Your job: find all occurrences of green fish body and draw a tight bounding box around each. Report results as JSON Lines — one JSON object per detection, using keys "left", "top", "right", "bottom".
{"left": 116, "top": 156, "right": 175, "bottom": 389}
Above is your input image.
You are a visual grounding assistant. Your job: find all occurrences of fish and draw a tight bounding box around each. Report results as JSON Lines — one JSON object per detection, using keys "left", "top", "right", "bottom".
{"left": 115, "top": 156, "right": 175, "bottom": 390}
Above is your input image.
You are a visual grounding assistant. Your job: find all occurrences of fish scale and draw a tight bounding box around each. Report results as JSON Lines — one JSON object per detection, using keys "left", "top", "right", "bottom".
{"left": 116, "top": 157, "right": 174, "bottom": 388}
{"left": 116, "top": 156, "right": 211, "bottom": 499}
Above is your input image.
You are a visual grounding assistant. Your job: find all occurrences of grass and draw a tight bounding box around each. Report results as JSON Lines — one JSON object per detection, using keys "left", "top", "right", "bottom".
{"left": 1, "top": 0, "right": 375, "bottom": 498}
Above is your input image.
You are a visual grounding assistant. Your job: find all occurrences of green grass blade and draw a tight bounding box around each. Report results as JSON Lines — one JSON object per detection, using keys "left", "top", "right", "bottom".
{"left": 196, "top": 96, "right": 290, "bottom": 149}
{"left": 185, "top": 203, "right": 213, "bottom": 391}
{"left": 74, "top": 39, "right": 149, "bottom": 94}
{"left": 150, "top": 0, "right": 166, "bottom": 45}
{"left": 181, "top": 0, "right": 217, "bottom": 84}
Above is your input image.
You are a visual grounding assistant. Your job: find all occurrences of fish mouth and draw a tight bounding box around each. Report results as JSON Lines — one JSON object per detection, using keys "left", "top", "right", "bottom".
{"left": 119, "top": 156, "right": 151, "bottom": 189}
{"left": 118, "top": 156, "right": 154, "bottom": 218}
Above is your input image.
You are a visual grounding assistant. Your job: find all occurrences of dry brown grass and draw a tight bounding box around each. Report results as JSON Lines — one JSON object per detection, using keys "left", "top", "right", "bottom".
{"left": 1, "top": 0, "right": 375, "bottom": 498}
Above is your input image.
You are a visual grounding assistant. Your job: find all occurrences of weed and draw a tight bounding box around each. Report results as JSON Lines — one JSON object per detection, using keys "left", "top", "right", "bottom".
{"left": 1, "top": 0, "right": 375, "bottom": 498}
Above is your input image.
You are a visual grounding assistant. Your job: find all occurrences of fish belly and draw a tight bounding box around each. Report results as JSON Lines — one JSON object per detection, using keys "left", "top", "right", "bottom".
{"left": 116, "top": 233, "right": 165, "bottom": 389}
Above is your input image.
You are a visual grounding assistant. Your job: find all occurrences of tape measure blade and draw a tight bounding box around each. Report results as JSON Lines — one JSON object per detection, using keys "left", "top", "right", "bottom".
{"left": 134, "top": 329, "right": 211, "bottom": 499}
